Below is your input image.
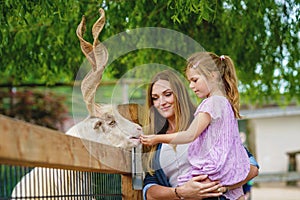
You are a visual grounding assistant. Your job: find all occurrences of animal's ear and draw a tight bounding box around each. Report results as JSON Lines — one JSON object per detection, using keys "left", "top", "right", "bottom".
{"left": 93, "top": 120, "right": 103, "bottom": 129}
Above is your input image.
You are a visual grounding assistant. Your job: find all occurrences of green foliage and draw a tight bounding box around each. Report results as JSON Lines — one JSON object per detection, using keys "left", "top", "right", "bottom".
{"left": 0, "top": 88, "right": 69, "bottom": 130}
{"left": 0, "top": 0, "right": 299, "bottom": 106}
{"left": 167, "top": 0, "right": 217, "bottom": 23}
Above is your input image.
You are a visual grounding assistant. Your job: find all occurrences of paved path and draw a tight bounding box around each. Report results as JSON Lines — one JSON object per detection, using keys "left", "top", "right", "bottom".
{"left": 251, "top": 184, "right": 300, "bottom": 200}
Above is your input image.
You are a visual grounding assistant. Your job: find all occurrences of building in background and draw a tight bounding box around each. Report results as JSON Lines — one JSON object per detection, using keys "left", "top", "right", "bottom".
{"left": 241, "top": 105, "right": 300, "bottom": 174}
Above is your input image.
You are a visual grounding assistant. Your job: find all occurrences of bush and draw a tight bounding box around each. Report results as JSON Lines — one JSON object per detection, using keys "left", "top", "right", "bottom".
{"left": 0, "top": 88, "right": 69, "bottom": 130}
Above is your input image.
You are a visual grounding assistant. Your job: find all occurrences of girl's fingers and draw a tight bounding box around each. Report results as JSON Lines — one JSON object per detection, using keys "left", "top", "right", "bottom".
{"left": 140, "top": 136, "right": 150, "bottom": 145}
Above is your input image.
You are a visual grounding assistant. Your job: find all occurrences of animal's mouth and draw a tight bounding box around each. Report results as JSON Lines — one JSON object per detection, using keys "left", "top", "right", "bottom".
{"left": 130, "top": 136, "right": 140, "bottom": 140}
{"left": 129, "top": 136, "right": 141, "bottom": 146}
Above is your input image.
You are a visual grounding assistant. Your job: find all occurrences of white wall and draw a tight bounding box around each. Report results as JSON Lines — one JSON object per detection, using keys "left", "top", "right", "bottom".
{"left": 250, "top": 115, "right": 300, "bottom": 173}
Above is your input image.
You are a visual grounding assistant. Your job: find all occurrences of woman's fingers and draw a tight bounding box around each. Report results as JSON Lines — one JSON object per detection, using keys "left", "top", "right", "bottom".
{"left": 180, "top": 176, "right": 222, "bottom": 199}
{"left": 192, "top": 174, "right": 208, "bottom": 182}
{"left": 190, "top": 175, "right": 223, "bottom": 195}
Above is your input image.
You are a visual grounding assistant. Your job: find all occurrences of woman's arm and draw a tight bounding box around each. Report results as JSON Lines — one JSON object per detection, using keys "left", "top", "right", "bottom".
{"left": 145, "top": 175, "right": 222, "bottom": 200}
{"left": 224, "top": 147, "right": 260, "bottom": 190}
{"left": 144, "top": 166, "right": 258, "bottom": 200}
{"left": 219, "top": 152, "right": 259, "bottom": 193}
{"left": 225, "top": 165, "right": 258, "bottom": 191}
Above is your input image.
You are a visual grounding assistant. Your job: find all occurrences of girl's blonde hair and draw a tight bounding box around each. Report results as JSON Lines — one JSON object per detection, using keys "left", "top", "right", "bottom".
{"left": 186, "top": 52, "right": 241, "bottom": 118}
{"left": 143, "top": 70, "right": 196, "bottom": 173}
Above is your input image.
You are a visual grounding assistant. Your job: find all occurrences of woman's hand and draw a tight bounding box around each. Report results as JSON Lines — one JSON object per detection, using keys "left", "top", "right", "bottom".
{"left": 140, "top": 135, "right": 158, "bottom": 146}
{"left": 176, "top": 175, "right": 223, "bottom": 199}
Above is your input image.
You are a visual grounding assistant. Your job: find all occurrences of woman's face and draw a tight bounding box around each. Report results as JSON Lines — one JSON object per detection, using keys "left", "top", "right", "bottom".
{"left": 151, "top": 79, "right": 175, "bottom": 120}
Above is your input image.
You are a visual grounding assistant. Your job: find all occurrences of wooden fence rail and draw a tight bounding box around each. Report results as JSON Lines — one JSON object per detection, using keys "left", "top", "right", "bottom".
{"left": 0, "top": 114, "right": 142, "bottom": 199}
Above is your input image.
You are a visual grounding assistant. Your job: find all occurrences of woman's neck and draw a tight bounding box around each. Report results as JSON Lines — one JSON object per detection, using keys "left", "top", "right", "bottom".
{"left": 167, "top": 119, "right": 176, "bottom": 134}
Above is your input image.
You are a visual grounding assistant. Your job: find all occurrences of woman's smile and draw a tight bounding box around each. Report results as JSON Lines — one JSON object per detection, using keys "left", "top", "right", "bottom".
{"left": 160, "top": 105, "right": 172, "bottom": 111}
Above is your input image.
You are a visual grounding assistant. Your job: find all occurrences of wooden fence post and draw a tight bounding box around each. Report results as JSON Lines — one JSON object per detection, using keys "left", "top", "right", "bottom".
{"left": 121, "top": 174, "right": 142, "bottom": 200}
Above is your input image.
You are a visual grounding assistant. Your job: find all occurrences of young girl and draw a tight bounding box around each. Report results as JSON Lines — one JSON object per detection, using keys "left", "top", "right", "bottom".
{"left": 141, "top": 52, "right": 250, "bottom": 200}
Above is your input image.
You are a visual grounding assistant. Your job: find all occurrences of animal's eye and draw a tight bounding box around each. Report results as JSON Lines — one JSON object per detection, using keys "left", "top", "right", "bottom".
{"left": 93, "top": 121, "right": 102, "bottom": 129}
{"left": 108, "top": 120, "right": 116, "bottom": 126}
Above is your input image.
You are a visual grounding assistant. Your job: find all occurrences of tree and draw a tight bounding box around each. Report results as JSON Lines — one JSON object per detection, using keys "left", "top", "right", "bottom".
{"left": 0, "top": 0, "right": 299, "bottom": 106}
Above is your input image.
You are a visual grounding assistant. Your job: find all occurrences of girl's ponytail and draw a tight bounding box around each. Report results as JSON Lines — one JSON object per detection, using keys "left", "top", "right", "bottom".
{"left": 219, "top": 55, "right": 241, "bottom": 118}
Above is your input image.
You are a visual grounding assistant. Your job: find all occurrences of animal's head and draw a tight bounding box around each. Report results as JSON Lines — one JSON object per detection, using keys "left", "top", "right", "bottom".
{"left": 66, "top": 104, "right": 142, "bottom": 150}
{"left": 68, "top": 8, "right": 142, "bottom": 151}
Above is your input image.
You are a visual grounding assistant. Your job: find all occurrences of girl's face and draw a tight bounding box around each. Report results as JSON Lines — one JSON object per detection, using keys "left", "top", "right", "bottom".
{"left": 186, "top": 68, "right": 210, "bottom": 98}
{"left": 151, "top": 80, "right": 175, "bottom": 120}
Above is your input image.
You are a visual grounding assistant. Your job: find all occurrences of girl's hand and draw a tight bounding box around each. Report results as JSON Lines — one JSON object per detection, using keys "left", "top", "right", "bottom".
{"left": 140, "top": 135, "right": 158, "bottom": 146}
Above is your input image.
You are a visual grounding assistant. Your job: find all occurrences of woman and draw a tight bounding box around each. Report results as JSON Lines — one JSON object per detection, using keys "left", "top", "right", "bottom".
{"left": 142, "top": 69, "right": 259, "bottom": 200}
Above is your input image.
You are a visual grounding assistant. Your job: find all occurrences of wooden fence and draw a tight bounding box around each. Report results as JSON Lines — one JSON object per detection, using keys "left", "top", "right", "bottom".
{"left": 0, "top": 114, "right": 142, "bottom": 199}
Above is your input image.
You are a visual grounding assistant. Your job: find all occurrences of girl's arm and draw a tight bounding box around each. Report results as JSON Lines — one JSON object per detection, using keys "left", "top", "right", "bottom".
{"left": 141, "top": 112, "right": 211, "bottom": 146}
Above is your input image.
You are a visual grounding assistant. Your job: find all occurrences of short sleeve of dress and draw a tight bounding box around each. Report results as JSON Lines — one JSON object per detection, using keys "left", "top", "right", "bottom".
{"left": 194, "top": 96, "right": 225, "bottom": 122}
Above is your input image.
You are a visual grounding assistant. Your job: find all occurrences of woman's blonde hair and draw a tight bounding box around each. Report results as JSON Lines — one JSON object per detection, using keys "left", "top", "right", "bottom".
{"left": 185, "top": 52, "right": 241, "bottom": 118}
{"left": 143, "top": 69, "right": 196, "bottom": 173}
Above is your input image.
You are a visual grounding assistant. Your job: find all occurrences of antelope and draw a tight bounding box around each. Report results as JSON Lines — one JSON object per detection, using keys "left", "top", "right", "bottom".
{"left": 66, "top": 7, "right": 142, "bottom": 149}
{"left": 11, "top": 8, "right": 142, "bottom": 199}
